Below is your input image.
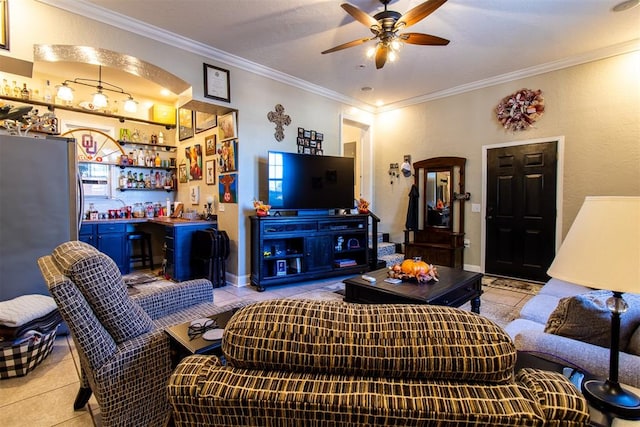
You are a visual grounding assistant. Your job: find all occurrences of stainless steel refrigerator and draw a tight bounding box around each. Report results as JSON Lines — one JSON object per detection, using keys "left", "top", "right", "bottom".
{"left": 0, "top": 134, "right": 80, "bottom": 301}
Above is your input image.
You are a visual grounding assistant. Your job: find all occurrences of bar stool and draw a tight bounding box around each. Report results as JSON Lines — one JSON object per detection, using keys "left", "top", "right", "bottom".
{"left": 127, "top": 231, "right": 154, "bottom": 271}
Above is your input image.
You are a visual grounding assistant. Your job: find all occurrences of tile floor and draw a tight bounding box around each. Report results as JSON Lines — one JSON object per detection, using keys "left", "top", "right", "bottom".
{"left": 0, "top": 275, "right": 534, "bottom": 427}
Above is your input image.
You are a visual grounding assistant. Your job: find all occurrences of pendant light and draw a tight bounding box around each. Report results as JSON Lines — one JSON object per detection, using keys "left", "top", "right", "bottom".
{"left": 56, "top": 65, "right": 137, "bottom": 113}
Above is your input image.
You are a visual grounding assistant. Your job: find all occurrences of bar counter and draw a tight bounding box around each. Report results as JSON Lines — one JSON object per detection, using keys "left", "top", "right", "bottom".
{"left": 83, "top": 217, "right": 214, "bottom": 227}
{"left": 80, "top": 217, "right": 216, "bottom": 280}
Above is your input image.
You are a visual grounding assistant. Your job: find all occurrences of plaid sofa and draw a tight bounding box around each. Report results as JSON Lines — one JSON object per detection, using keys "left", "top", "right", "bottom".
{"left": 168, "top": 299, "right": 590, "bottom": 426}
{"left": 37, "top": 240, "right": 246, "bottom": 427}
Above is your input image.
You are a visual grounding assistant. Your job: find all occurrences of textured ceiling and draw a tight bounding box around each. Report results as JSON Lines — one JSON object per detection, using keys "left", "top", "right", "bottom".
{"left": 43, "top": 0, "right": 640, "bottom": 108}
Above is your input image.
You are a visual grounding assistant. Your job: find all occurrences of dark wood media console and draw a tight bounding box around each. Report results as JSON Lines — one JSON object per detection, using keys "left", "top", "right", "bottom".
{"left": 250, "top": 214, "right": 370, "bottom": 291}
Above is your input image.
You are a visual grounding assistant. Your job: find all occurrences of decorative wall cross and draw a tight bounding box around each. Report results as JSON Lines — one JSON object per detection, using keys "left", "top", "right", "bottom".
{"left": 267, "top": 104, "right": 291, "bottom": 142}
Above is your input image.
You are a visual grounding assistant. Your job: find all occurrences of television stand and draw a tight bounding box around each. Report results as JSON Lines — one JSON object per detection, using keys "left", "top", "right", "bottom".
{"left": 250, "top": 214, "right": 370, "bottom": 291}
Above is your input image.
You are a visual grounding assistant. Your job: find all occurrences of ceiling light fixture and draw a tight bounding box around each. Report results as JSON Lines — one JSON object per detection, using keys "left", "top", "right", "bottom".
{"left": 56, "top": 65, "right": 138, "bottom": 113}
{"left": 612, "top": 0, "right": 640, "bottom": 12}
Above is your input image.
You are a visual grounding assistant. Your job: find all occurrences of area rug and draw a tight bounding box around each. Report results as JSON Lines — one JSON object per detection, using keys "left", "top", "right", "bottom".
{"left": 482, "top": 276, "right": 543, "bottom": 295}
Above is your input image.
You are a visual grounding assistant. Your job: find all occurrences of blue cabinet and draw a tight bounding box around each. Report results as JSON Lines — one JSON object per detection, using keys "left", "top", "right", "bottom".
{"left": 163, "top": 223, "right": 213, "bottom": 282}
{"left": 79, "top": 223, "right": 128, "bottom": 273}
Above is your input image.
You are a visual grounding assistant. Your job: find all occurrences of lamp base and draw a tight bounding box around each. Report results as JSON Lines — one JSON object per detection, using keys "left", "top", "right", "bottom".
{"left": 582, "top": 379, "right": 640, "bottom": 420}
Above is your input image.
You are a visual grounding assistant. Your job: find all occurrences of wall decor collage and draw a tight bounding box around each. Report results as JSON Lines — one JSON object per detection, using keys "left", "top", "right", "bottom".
{"left": 297, "top": 127, "right": 323, "bottom": 155}
{"left": 178, "top": 107, "right": 238, "bottom": 204}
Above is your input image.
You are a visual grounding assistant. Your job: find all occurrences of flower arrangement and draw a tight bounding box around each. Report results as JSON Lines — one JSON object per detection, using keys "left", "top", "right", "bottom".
{"left": 389, "top": 257, "right": 439, "bottom": 284}
{"left": 357, "top": 198, "right": 370, "bottom": 214}
{"left": 253, "top": 199, "right": 271, "bottom": 216}
{"left": 495, "top": 88, "right": 545, "bottom": 132}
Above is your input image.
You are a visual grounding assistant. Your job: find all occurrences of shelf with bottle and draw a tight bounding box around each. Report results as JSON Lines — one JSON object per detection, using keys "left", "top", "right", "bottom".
{"left": 118, "top": 138, "right": 175, "bottom": 152}
{"left": 117, "top": 146, "right": 176, "bottom": 170}
{"left": 117, "top": 169, "right": 176, "bottom": 192}
{"left": 0, "top": 93, "right": 176, "bottom": 129}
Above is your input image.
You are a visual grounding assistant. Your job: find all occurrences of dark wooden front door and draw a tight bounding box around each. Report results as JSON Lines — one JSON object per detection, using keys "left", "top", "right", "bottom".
{"left": 485, "top": 141, "right": 558, "bottom": 282}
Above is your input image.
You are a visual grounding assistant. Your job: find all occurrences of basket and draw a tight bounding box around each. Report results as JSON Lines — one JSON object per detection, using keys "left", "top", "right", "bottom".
{"left": 0, "top": 326, "right": 58, "bottom": 379}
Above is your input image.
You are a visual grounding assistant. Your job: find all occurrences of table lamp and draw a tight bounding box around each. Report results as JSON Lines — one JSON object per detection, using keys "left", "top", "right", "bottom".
{"left": 547, "top": 196, "right": 640, "bottom": 419}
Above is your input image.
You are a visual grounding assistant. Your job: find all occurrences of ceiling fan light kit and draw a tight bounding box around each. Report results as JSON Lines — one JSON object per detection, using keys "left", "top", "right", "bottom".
{"left": 322, "top": 0, "right": 450, "bottom": 69}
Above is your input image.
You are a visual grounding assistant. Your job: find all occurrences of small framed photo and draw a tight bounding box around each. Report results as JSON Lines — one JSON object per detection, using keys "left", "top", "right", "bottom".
{"left": 0, "top": 0, "right": 9, "bottom": 51}
{"left": 218, "top": 112, "right": 237, "bottom": 140}
{"left": 205, "top": 159, "right": 216, "bottom": 185}
{"left": 195, "top": 111, "right": 217, "bottom": 133}
{"left": 189, "top": 185, "right": 200, "bottom": 205}
{"left": 205, "top": 134, "right": 216, "bottom": 156}
{"left": 178, "top": 163, "right": 188, "bottom": 183}
{"left": 275, "top": 260, "right": 287, "bottom": 277}
{"left": 178, "top": 108, "right": 194, "bottom": 141}
{"left": 203, "top": 63, "right": 230, "bottom": 103}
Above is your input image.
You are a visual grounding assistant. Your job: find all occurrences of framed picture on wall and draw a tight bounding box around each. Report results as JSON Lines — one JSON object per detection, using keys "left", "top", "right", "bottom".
{"left": 189, "top": 185, "right": 200, "bottom": 205}
{"left": 205, "top": 134, "right": 216, "bottom": 156}
{"left": 0, "top": 0, "right": 8, "bottom": 51}
{"left": 195, "top": 111, "right": 217, "bottom": 133}
{"left": 178, "top": 108, "right": 194, "bottom": 141}
{"left": 178, "top": 163, "right": 188, "bottom": 183}
{"left": 185, "top": 144, "right": 203, "bottom": 180}
{"left": 205, "top": 159, "right": 216, "bottom": 185}
{"left": 218, "top": 112, "right": 236, "bottom": 140}
{"left": 203, "top": 63, "right": 230, "bottom": 103}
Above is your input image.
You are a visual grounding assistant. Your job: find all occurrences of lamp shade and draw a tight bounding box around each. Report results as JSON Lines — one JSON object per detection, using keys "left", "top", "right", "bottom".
{"left": 547, "top": 196, "right": 640, "bottom": 293}
{"left": 92, "top": 91, "right": 108, "bottom": 109}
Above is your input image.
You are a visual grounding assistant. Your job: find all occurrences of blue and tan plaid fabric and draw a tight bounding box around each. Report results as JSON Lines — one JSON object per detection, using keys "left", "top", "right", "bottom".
{"left": 38, "top": 240, "right": 246, "bottom": 427}
{"left": 169, "top": 299, "right": 590, "bottom": 427}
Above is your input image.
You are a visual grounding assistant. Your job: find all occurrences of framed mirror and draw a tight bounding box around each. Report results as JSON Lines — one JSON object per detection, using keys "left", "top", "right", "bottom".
{"left": 405, "top": 157, "right": 467, "bottom": 268}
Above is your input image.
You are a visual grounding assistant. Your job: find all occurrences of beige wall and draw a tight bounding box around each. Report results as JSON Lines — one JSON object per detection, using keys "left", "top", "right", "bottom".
{"left": 374, "top": 51, "right": 640, "bottom": 269}
{"left": 3, "top": 1, "right": 639, "bottom": 281}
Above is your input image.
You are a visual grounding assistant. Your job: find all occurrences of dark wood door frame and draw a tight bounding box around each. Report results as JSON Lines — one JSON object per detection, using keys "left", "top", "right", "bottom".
{"left": 480, "top": 136, "right": 565, "bottom": 279}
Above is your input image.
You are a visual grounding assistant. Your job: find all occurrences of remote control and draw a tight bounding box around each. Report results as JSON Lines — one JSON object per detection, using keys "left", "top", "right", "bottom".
{"left": 361, "top": 275, "right": 376, "bottom": 283}
{"left": 384, "top": 278, "right": 402, "bottom": 284}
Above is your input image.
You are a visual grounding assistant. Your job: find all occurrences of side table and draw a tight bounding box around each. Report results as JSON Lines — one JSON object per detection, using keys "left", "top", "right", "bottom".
{"left": 165, "top": 308, "right": 240, "bottom": 366}
{"left": 516, "top": 351, "right": 640, "bottom": 427}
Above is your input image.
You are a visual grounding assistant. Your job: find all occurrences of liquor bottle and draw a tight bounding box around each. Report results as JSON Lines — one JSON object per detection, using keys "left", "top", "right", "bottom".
{"left": 2, "top": 79, "right": 9, "bottom": 96}
{"left": 154, "top": 152, "right": 161, "bottom": 167}
{"left": 12, "top": 81, "right": 20, "bottom": 97}
{"left": 43, "top": 80, "right": 53, "bottom": 103}
{"left": 21, "top": 84, "right": 30, "bottom": 100}
{"left": 137, "top": 149, "right": 145, "bottom": 167}
{"left": 119, "top": 171, "right": 127, "bottom": 189}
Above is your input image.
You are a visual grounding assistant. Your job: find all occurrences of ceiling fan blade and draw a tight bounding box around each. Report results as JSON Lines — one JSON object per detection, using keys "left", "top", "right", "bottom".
{"left": 321, "top": 37, "right": 373, "bottom": 54}
{"left": 341, "top": 3, "right": 379, "bottom": 28}
{"left": 375, "top": 45, "right": 388, "bottom": 69}
{"left": 402, "top": 33, "right": 450, "bottom": 46}
{"left": 397, "top": 0, "right": 447, "bottom": 29}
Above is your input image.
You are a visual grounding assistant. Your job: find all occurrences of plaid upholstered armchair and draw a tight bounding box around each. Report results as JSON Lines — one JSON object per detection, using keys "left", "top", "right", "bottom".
{"left": 37, "top": 241, "right": 236, "bottom": 427}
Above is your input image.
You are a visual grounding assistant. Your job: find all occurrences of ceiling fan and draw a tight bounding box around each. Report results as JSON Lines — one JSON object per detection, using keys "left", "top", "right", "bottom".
{"left": 322, "top": 0, "right": 449, "bottom": 69}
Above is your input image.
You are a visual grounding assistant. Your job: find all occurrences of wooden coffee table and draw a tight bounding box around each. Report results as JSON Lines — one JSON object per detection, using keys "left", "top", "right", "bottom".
{"left": 343, "top": 266, "right": 483, "bottom": 313}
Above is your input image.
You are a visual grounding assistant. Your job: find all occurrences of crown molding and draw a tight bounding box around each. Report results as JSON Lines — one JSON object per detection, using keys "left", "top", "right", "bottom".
{"left": 379, "top": 39, "right": 640, "bottom": 113}
{"left": 37, "top": 1, "right": 639, "bottom": 115}
{"left": 36, "top": 0, "right": 373, "bottom": 111}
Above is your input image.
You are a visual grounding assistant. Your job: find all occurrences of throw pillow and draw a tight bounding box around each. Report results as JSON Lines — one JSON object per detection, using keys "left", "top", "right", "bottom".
{"left": 627, "top": 326, "right": 640, "bottom": 356}
{"left": 545, "top": 291, "right": 640, "bottom": 350}
{"left": 52, "top": 241, "right": 154, "bottom": 344}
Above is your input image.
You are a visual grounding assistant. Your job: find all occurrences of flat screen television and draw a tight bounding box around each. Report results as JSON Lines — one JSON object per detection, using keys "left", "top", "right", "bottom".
{"left": 268, "top": 151, "right": 355, "bottom": 211}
